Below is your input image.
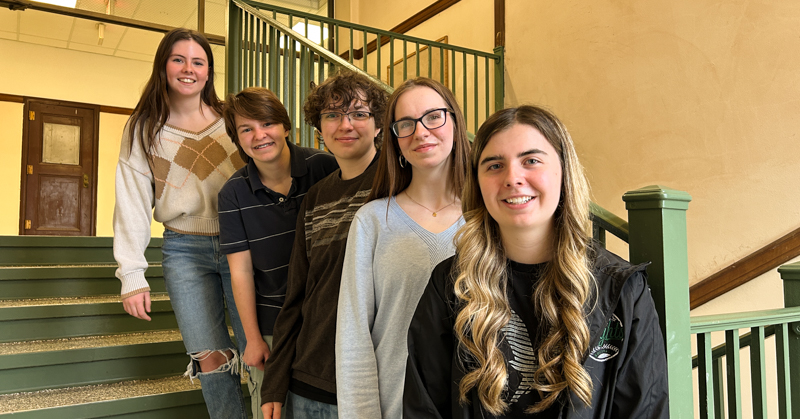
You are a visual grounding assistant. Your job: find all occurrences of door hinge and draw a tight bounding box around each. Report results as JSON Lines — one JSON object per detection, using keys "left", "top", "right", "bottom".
{"left": 27, "top": 165, "right": 33, "bottom": 174}
{"left": 24, "top": 220, "right": 31, "bottom": 230}
{"left": 29, "top": 111, "right": 35, "bottom": 120}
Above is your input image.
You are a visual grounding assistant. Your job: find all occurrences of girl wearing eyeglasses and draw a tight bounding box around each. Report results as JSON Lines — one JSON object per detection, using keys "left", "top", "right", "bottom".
{"left": 403, "top": 106, "right": 669, "bottom": 418}
{"left": 335, "top": 77, "right": 471, "bottom": 418}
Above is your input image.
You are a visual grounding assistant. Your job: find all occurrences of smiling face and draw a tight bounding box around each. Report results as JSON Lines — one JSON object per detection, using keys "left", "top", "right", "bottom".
{"left": 165, "top": 39, "right": 209, "bottom": 99}
{"left": 234, "top": 114, "right": 289, "bottom": 165}
{"left": 319, "top": 95, "right": 379, "bottom": 166}
{"left": 393, "top": 86, "right": 454, "bottom": 173}
{"left": 477, "top": 123, "right": 563, "bottom": 238}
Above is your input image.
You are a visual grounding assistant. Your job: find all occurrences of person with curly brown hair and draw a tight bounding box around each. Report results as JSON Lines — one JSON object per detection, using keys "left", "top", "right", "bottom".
{"left": 259, "top": 70, "right": 389, "bottom": 419}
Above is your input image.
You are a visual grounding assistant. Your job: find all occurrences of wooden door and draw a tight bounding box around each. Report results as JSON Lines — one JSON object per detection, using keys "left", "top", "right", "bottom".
{"left": 20, "top": 99, "right": 99, "bottom": 236}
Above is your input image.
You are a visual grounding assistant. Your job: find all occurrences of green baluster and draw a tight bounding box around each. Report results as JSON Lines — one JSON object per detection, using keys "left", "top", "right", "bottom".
{"left": 226, "top": 1, "right": 243, "bottom": 96}
{"left": 623, "top": 185, "right": 692, "bottom": 418}
{"left": 778, "top": 262, "right": 800, "bottom": 417}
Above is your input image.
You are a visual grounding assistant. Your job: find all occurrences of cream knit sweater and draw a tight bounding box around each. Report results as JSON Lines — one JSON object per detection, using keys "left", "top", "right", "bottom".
{"left": 113, "top": 119, "right": 245, "bottom": 298}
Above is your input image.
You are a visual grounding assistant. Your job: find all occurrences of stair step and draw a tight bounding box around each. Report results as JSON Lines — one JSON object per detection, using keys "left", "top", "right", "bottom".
{"left": 0, "top": 376, "right": 210, "bottom": 418}
{"left": 0, "top": 330, "right": 186, "bottom": 394}
{"left": 0, "top": 294, "right": 177, "bottom": 343}
{"left": 0, "top": 265, "right": 165, "bottom": 299}
{"left": 0, "top": 236, "right": 162, "bottom": 266}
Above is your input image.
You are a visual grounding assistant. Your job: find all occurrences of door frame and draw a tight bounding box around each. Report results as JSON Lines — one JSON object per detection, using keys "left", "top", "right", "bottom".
{"left": 19, "top": 97, "right": 100, "bottom": 236}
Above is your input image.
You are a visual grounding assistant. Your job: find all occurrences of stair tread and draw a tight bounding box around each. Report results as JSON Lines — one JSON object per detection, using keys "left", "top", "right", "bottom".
{"left": 0, "top": 375, "right": 200, "bottom": 414}
{"left": 0, "top": 293, "right": 170, "bottom": 308}
{"left": 0, "top": 330, "right": 183, "bottom": 356}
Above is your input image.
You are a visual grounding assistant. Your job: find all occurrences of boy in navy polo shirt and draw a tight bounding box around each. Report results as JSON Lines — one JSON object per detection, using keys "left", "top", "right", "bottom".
{"left": 218, "top": 87, "right": 338, "bottom": 419}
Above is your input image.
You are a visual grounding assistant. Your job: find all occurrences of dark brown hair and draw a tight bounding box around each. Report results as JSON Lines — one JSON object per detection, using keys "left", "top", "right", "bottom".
{"left": 127, "top": 28, "right": 222, "bottom": 159}
{"left": 302, "top": 70, "right": 388, "bottom": 147}
{"left": 223, "top": 87, "right": 292, "bottom": 162}
{"left": 368, "top": 77, "right": 470, "bottom": 201}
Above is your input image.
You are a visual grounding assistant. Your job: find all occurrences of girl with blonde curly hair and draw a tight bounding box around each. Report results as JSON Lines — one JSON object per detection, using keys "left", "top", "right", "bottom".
{"left": 404, "top": 105, "right": 669, "bottom": 418}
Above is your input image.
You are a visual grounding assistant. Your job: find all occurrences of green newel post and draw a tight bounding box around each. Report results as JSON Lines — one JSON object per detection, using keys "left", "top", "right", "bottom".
{"left": 226, "top": 0, "right": 242, "bottom": 97}
{"left": 493, "top": 46, "right": 504, "bottom": 113}
{"left": 777, "top": 262, "right": 800, "bottom": 416}
{"left": 622, "top": 185, "right": 693, "bottom": 419}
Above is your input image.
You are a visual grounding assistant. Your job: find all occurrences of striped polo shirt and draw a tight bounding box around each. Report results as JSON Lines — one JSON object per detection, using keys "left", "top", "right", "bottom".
{"left": 218, "top": 140, "right": 338, "bottom": 335}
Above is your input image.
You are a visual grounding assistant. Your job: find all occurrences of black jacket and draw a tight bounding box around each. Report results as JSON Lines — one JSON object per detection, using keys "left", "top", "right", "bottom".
{"left": 404, "top": 247, "right": 669, "bottom": 418}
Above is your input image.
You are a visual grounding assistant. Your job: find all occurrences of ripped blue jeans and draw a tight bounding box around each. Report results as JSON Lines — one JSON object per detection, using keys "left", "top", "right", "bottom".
{"left": 162, "top": 229, "right": 248, "bottom": 419}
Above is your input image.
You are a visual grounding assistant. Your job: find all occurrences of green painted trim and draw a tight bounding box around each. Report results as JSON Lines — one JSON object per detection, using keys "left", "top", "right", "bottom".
{"left": 0, "top": 266, "right": 163, "bottom": 280}
{"left": 0, "top": 300, "right": 174, "bottom": 321}
{"left": 0, "top": 236, "right": 162, "bottom": 248}
{"left": 778, "top": 261, "right": 800, "bottom": 281}
{"left": 623, "top": 185, "right": 692, "bottom": 210}
{"left": 0, "top": 277, "right": 166, "bottom": 300}
{"left": 624, "top": 185, "right": 693, "bottom": 418}
{"left": 590, "top": 202, "right": 630, "bottom": 242}
{"left": 0, "top": 341, "right": 185, "bottom": 370}
{"left": 227, "top": 0, "right": 242, "bottom": 97}
{"left": 0, "top": 388, "right": 208, "bottom": 419}
{"left": 0, "top": 383, "right": 250, "bottom": 418}
{"left": 0, "top": 313, "right": 179, "bottom": 343}
{"left": 0, "top": 342, "right": 187, "bottom": 394}
{"left": 690, "top": 307, "right": 800, "bottom": 334}
{"left": 493, "top": 45, "right": 504, "bottom": 114}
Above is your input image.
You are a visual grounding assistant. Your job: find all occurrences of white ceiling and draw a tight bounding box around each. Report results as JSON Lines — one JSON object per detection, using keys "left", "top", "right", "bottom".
{"left": 0, "top": 0, "right": 327, "bottom": 63}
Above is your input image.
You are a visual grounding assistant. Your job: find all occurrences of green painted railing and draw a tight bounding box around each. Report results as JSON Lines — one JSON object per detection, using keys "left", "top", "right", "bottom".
{"left": 226, "top": 0, "right": 503, "bottom": 148}
{"left": 593, "top": 186, "right": 800, "bottom": 418}
{"left": 691, "top": 307, "right": 799, "bottom": 419}
{"left": 591, "top": 186, "right": 693, "bottom": 418}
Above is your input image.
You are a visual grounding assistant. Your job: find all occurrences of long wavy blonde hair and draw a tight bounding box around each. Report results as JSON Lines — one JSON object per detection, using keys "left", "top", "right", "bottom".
{"left": 453, "top": 105, "right": 594, "bottom": 414}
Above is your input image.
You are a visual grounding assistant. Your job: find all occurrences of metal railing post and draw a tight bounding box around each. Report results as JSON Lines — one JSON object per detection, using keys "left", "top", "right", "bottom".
{"left": 493, "top": 45, "right": 504, "bottom": 113}
{"left": 226, "top": 0, "right": 242, "bottom": 96}
{"left": 777, "top": 262, "right": 800, "bottom": 416}
{"left": 623, "top": 185, "right": 693, "bottom": 418}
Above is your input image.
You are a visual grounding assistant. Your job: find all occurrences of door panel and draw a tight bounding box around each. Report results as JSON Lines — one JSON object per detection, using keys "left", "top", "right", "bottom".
{"left": 21, "top": 99, "right": 98, "bottom": 236}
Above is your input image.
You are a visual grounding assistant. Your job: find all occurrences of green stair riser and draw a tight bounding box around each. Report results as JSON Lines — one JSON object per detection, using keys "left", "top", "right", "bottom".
{"left": 0, "top": 300, "right": 174, "bottom": 321}
{"left": 0, "top": 236, "right": 162, "bottom": 266}
{"left": 0, "top": 312, "right": 178, "bottom": 343}
{"left": 0, "top": 278, "right": 166, "bottom": 300}
{"left": 0, "top": 385, "right": 251, "bottom": 419}
{"left": 0, "top": 346, "right": 187, "bottom": 394}
{"left": 0, "top": 266, "right": 163, "bottom": 280}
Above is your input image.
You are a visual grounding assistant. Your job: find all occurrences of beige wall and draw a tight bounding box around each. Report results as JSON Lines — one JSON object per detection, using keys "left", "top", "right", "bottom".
{"left": 349, "top": 0, "right": 797, "bottom": 313}
{"left": 503, "top": 1, "right": 800, "bottom": 294}
{"left": 0, "top": 102, "right": 24, "bottom": 235}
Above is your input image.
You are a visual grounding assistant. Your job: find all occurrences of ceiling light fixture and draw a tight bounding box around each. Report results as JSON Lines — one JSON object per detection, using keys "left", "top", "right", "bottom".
{"left": 35, "top": 0, "right": 78, "bottom": 7}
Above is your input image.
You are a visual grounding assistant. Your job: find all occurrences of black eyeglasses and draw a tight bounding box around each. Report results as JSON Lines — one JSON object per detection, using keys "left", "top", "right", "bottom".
{"left": 391, "top": 108, "right": 452, "bottom": 138}
{"left": 320, "top": 110, "right": 374, "bottom": 125}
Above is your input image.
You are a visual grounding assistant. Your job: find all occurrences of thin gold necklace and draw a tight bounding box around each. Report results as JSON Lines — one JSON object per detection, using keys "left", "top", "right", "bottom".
{"left": 403, "top": 192, "right": 456, "bottom": 217}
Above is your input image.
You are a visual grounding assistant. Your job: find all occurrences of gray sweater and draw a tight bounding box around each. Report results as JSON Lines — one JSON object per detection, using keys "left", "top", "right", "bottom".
{"left": 336, "top": 196, "right": 464, "bottom": 418}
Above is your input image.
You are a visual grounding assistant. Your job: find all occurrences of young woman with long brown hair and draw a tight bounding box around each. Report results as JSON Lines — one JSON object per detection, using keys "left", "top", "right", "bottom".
{"left": 404, "top": 105, "right": 669, "bottom": 418}
{"left": 113, "top": 28, "right": 248, "bottom": 418}
{"left": 335, "top": 77, "right": 470, "bottom": 418}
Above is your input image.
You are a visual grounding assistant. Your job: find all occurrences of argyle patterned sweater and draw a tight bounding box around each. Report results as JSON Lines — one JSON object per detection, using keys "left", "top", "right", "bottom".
{"left": 113, "top": 119, "right": 245, "bottom": 298}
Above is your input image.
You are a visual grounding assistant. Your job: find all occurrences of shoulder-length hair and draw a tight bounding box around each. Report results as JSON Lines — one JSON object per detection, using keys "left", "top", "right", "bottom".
{"left": 223, "top": 87, "right": 292, "bottom": 162}
{"left": 127, "top": 28, "right": 223, "bottom": 159}
{"left": 453, "top": 105, "right": 595, "bottom": 414}
{"left": 368, "top": 77, "right": 470, "bottom": 201}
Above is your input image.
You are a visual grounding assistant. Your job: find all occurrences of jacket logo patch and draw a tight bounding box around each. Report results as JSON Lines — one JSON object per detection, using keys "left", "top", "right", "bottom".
{"left": 589, "top": 313, "right": 623, "bottom": 362}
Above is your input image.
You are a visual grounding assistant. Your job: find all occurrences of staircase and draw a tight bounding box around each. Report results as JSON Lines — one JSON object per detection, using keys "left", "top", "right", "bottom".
{"left": 0, "top": 236, "right": 220, "bottom": 418}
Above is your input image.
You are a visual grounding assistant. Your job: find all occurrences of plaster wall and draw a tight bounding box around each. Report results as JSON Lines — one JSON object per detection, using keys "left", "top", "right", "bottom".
{"left": 503, "top": 1, "right": 800, "bottom": 291}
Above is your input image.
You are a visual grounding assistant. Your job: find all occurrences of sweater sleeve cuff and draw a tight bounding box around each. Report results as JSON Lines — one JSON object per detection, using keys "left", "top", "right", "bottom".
{"left": 119, "top": 270, "right": 151, "bottom": 298}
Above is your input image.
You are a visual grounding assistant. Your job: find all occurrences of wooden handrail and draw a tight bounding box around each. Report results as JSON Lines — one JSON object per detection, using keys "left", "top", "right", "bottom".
{"left": 690, "top": 226, "right": 800, "bottom": 309}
